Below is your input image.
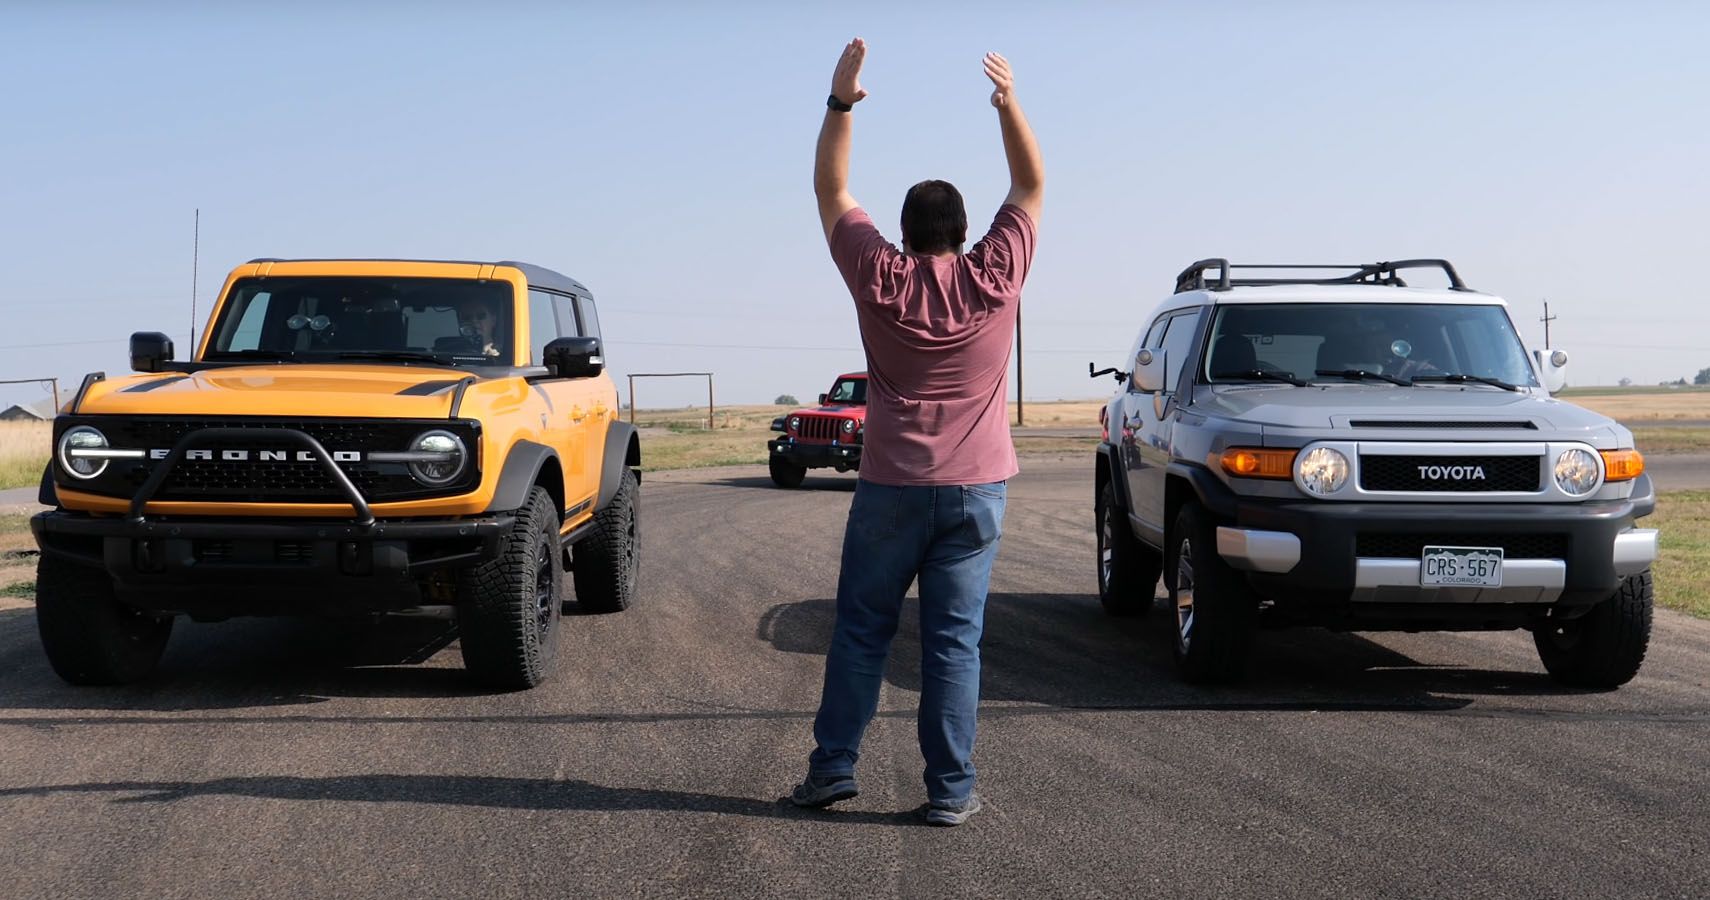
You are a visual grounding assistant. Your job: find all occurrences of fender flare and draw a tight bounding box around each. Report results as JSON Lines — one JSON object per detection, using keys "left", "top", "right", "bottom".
{"left": 485, "top": 440, "right": 561, "bottom": 514}
{"left": 1095, "top": 442, "right": 1131, "bottom": 512}
{"left": 596, "top": 421, "right": 640, "bottom": 513}
{"left": 1164, "top": 461, "right": 1239, "bottom": 520}
{"left": 38, "top": 462, "right": 57, "bottom": 508}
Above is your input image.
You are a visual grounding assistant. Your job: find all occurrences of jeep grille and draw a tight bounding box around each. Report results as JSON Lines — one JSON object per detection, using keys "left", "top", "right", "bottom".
{"left": 797, "top": 414, "right": 847, "bottom": 443}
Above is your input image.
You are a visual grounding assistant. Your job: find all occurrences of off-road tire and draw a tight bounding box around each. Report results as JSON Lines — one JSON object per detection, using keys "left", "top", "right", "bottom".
{"left": 457, "top": 485, "right": 562, "bottom": 689}
{"left": 1097, "top": 480, "right": 1161, "bottom": 617}
{"left": 35, "top": 554, "right": 173, "bottom": 685}
{"left": 572, "top": 468, "right": 639, "bottom": 613}
{"left": 1534, "top": 570, "right": 1652, "bottom": 689}
{"left": 769, "top": 455, "right": 807, "bottom": 489}
{"left": 1168, "top": 502, "right": 1260, "bottom": 684}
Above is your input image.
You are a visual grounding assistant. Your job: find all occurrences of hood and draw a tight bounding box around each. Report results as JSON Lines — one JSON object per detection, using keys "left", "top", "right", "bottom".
{"left": 1193, "top": 384, "right": 1627, "bottom": 443}
{"left": 75, "top": 364, "right": 475, "bottom": 419}
{"left": 793, "top": 403, "right": 866, "bottom": 417}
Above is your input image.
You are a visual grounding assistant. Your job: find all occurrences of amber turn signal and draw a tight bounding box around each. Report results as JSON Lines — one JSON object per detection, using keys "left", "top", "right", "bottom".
{"left": 1220, "top": 447, "right": 1297, "bottom": 479}
{"left": 1600, "top": 449, "right": 1645, "bottom": 482}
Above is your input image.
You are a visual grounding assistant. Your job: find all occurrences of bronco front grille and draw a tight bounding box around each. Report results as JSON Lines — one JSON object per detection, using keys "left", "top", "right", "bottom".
{"left": 59, "top": 416, "right": 481, "bottom": 504}
{"left": 1356, "top": 533, "right": 1569, "bottom": 559}
{"left": 1359, "top": 454, "right": 1541, "bottom": 493}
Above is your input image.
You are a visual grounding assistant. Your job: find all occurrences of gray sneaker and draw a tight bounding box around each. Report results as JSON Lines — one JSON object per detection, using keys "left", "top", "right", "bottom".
{"left": 790, "top": 774, "right": 858, "bottom": 808}
{"left": 924, "top": 793, "right": 982, "bottom": 827}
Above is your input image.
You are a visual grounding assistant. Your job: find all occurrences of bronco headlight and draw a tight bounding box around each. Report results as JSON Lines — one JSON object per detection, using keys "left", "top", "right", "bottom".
{"left": 1554, "top": 448, "right": 1600, "bottom": 496}
{"left": 402, "top": 430, "right": 467, "bottom": 486}
{"left": 57, "top": 426, "right": 112, "bottom": 479}
{"left": 842, "top": 419, "right": 856, "bottom": 434}
{"left": 1297, "top": 447, "right": 1349, "bottom": 495}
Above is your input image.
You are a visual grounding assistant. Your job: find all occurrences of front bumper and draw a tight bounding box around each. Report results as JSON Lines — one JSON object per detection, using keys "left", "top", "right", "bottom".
{"left": 768, "top": 438, "right": 861, "bottom": 470}
{"left": 1208, "top": 477, "right": 1656, "bottom": 619}
{"left": 32, "top": 510, "right": 514, "bottom": 614}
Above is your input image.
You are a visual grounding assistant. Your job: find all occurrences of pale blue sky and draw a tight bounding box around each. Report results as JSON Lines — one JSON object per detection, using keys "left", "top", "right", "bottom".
{"left": 3, "top": 1, "right": 1707, "bottom": 410}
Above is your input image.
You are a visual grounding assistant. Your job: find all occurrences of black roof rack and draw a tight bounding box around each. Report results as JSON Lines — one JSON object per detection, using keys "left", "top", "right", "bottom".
{"left": 1173, "top": 259, "right": 1470, "bottom": 294}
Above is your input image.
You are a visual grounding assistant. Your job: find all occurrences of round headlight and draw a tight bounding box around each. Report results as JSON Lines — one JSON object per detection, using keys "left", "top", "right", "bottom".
{"left": 408, "top": 430, "right": 467, "bottom": 485}
{"left": 788, "top": 416, "right": 801, "bottom": 432}
{"left": 1554, "top": 448, "right": 1600, "bottom": 496}
{"left": 842, "top": 419, "right": 856, "bottom": 434}
{"left": 58, "top": 426, "right": 111, "bottom": 479}
{"left": 1297, "top": 447, "right": 1349, "bottom": 495}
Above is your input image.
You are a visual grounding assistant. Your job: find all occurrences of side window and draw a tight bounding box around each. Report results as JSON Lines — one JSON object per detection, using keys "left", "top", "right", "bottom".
{"left": 576, "top": 295, "right": 602, "bottom": 341}
{"left": 1158, "top": 311, "right": 1202, "bottom": 392}
{"left": 224, "top": 293, "right": 272, "bottom": 351}
{"left": 552, "top": 295, "right": 581, "bottom": 337}
{"left": 527, "top": 289, "right": 560, "bottom": 365}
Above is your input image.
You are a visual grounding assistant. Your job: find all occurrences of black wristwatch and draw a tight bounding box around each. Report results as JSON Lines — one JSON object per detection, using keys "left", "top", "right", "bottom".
{"left": 826, "top": 93, "right": 854, "bottom": 113}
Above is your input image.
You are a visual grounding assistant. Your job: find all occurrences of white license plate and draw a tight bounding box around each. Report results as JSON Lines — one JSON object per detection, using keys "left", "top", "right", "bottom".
{"left": 1421, "top": 546, "right": 1504, "bottom": 587}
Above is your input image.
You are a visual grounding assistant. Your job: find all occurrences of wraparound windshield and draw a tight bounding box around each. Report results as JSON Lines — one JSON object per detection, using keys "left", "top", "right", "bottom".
{"left": 205, "top": 277, "right": 515, "bottom": 366}
{"left": 1202, "top": 303, "right": 1538, "bottom": 387}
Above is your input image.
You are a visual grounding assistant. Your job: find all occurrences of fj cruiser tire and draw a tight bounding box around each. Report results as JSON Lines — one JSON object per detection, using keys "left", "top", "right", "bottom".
{"left": 1534, "top": 570, "right": 1653, "bottom": 689}
{"left": 457, "top": 486, "right": 562, "bottom": 689}
{"left": 35, "top": 554, "right": 173, "bottom": 685}
{"left": 572, "top": 468, "right": 639, "bottom": 613}
{"left": 1168, "top": 502, "right": 1259, "bottom": 683}
{"left": 1097, "top": 480, "right": 1161, "bottom": 617}
{"left": 769, "top": 456, "right": 807, "bottom": 489}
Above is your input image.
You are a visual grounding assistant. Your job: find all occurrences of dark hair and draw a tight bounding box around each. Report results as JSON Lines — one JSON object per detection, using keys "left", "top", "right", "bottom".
{"left": 899, "top": 180, "right": 967, "bottom": 255}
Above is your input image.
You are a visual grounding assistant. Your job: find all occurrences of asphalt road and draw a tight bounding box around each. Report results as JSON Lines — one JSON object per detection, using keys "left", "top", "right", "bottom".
{"left": 1, "top": 458, "right": 1707, "bottom": 899}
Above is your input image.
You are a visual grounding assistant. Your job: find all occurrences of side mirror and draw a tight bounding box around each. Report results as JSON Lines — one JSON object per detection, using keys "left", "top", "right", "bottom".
{"left": 545, "top": 336, "right": 603, "bottom": 379}
{"left": 818, "top": 393, "right": 828, "bottom": 405}
{"left": 1533, "top": 348, "right": 1569, "bottom": 393}
{"left": 130, "top": 332, "right": 175, "bottom": 373}
{"left": 1131, "top": 348, "right": 1167, "bottom": 393}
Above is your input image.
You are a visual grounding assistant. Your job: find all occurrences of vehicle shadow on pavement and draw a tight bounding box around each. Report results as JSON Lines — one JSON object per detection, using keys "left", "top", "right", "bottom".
{"left": 0, "top": 610, "right": 501, "bottom": 711}
{"left": 0, "top": 774, "right": 931, "bottom": 826}
{"left": 758, "top": 593, "right": 1591, "bottom": 712}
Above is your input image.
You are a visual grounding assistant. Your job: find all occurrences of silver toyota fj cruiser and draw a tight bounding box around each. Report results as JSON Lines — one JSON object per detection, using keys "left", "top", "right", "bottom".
{"left": 1092, "top": 259, "right": 1657, "bottom": 686}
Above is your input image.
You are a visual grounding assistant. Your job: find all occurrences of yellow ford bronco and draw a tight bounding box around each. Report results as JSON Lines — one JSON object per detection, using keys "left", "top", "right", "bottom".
{"left": 31, "top": 259, "right": 641, "bottom": 689}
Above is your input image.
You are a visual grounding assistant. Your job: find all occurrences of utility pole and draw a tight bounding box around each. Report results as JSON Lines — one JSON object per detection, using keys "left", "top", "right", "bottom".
{"left": 1540, "top": 299, "right": 1556, "bottom": 349}
{"left": 191, "top": 208, "right": 200, "bottom": 349}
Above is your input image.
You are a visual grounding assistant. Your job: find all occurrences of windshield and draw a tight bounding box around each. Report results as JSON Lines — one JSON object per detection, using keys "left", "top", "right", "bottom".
{"left": 827, "top": 378, "right": 867, "bottom": 404}
{"left": 205, "top": 277, "right": 516, "bottom": 366}
{"left": 1202, "top": 303, "right": 1537, "bottom": 387}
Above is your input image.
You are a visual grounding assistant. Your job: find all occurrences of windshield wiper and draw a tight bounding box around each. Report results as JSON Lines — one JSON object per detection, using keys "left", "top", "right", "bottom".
{"left": 210, "top": 349, "right": 299, "bottom": 361}
{"left": 1314, "top": 368, "right": 1411, "bottom": 387}
{"left": 1411, "top": 373, "right": 1521, "bottom": 392}
{"left": 331, "top": 351, "right": 459, "bottom": 366}
{"left": 1212, "top": 369, "right": 1307, "bottom": 386}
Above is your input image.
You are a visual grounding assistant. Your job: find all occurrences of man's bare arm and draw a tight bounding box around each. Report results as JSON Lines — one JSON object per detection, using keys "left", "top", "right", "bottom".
{"left": 984, "top": 52, "right": 1044, "bottom": 224}
{"left": 815, "top": 38, "right": 868, "bottom": 240}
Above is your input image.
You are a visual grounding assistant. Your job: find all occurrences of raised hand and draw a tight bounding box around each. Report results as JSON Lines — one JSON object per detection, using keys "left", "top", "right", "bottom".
{"left": 832, "top": 38, "right": 869, "bottom": 106}
{"left": 983, "top": 51, "right": 1013, "bottom": 108}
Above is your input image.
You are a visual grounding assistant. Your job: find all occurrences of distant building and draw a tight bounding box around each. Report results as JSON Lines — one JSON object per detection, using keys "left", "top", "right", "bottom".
{"left": 0, "top": 397, "right": 57, "bottom": 421}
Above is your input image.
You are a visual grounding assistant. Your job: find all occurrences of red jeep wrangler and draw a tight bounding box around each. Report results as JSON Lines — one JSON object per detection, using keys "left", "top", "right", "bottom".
{"left": 767, "top": 372, "right": 866, "bottom": 488}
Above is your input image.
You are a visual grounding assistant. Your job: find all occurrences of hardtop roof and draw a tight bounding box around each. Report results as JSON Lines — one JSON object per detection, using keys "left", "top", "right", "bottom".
{"left": 244, "top": 258, "right": 590, "bottom": 296}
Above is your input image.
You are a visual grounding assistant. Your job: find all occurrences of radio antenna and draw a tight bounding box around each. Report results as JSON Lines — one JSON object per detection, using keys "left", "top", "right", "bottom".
{"left": 191, "top": 208, "right": 200, "bottom": 348}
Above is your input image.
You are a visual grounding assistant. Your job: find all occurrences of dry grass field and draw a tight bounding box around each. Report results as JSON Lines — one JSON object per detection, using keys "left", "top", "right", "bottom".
{"left": 1650, "top": 491, "right": 1710, "bottom": 618}
{"left": 0, "top": 420, "right": 50, "bottom": 491}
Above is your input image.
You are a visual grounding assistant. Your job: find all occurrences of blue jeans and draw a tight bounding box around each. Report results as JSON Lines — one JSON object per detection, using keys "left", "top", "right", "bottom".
{"left": 807, "top": 479, "right": 1006, "bottom": 806}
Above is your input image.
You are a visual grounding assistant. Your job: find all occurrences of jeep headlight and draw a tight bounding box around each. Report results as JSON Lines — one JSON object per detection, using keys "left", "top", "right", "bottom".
{"left": 788, "top": 416, "right": 801, "bottom": 433}
{"left": 1297, "top": 447, "right": 1349, "bottom": 495}
{"left": 1554, "top": 448, "right": 1599, "bottom": 496}
{"left": 406, "top": 430, "right": 467, "bottom": 485}
{"left": 842, "top": 418, "right": 856, "bottom": 434}
{"left": 57, "top": 426, "right": 112, "bottom": 479}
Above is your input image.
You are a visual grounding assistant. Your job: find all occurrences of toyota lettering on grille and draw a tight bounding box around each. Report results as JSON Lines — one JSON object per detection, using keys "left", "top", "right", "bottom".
{"left": 1418, "top": 464, "right": 1485, "bottom": 481}
{"left": 147, "top": 448, "right": 364, "bottom": 462}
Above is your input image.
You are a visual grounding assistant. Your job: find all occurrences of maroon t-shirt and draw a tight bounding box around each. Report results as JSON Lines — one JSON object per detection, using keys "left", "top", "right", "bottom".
{"left": 828, "top": 204, "right": 1037, "bottom": 486}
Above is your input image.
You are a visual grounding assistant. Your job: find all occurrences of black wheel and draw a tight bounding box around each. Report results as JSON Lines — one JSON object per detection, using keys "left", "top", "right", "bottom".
{"left": 572, "top": 468, "right": 639, "bottom": 614}
{"left": 457, "top": 485, "right": 563, "bottom": 689}
{"left": 1534, "top": 570, "right": 1652, "bottom": 689}
{"left": 1168, "top": 502, "right": 1259, "bottom": 684}
{"left": 35, "top": 554, "right": 173, "bottom": 685}
{"left": 1097, "top": 480, "right": 1161, "bottom": 617}
{"left": 769, "top": 455, "right": 807, "bottom": 488}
